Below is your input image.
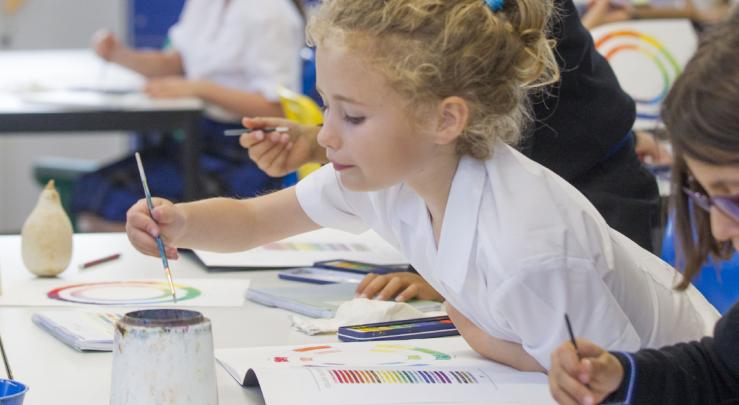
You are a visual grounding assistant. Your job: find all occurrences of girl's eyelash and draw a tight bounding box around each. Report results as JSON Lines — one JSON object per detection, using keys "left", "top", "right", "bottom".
{"left": 344, "top": 115, "right": 365, "bottom": 125}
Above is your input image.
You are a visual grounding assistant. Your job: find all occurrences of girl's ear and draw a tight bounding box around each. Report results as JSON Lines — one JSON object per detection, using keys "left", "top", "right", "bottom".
{"left": 434, "top": 96, "right": 469, "bottom": 145}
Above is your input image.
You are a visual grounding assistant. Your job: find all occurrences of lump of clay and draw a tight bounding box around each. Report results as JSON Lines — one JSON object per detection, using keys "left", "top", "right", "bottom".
{"left": 21, "top": 180, "right": 73, "bottom": 276}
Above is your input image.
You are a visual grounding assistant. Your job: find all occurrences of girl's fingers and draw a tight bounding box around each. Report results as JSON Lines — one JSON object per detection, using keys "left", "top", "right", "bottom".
{"left": 269, "top": 143, "right": 291, "bottom": 173}
{"left": 363, "top": 275, "right": 390, "bottom": 299}
{"left": 549, "top": 379, "right": 584, "bottom": 405}
{"left": 554, "top": 367, "right": 595, "bottom": 405}
{"left": 376, "top": 276, "right": 403, "bottom": 300}
{"left": 239, "top": 132, "right": 264, "bottom": 148}
{"left": 555, "top": 343, "right": 585, "bottom": 378}
{"left": 242, "top": 117, "right": 292, "bottom": 131}
{"left": 248, "top": 138, "right": 282, "bottom": 166}
{"left": 573, "top": 339, "right": 605, "bottom": 358}
{"left": 261, "top": 142, "right": 289, "bottom": 172}
{"left": 165, "top": 246, "right": 179, "bottom": 260}
{"left": 152, "top": 204, "right": 177, "bottom": 225}
{"left": 584, "top": 355, "right": 621, "bottom": 393}
{"left": 355, "top": 273, "right": 377, "bottom": 297}
{"left": 127, "top": 211, "right": 159, "bottom": 238}
{"left": 127, "top": 228, "right": 161, "bottom": 257}
{"left": 395, "top": 284, "right": 419, "bottom": 302}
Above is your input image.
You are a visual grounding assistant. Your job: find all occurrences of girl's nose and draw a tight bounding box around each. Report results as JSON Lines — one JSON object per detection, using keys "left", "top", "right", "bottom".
{"left": 710, "top": 207, "right": 739, "bottom": 245}
{"left": 316, "top": 120, "right": 340, "bottom": 151}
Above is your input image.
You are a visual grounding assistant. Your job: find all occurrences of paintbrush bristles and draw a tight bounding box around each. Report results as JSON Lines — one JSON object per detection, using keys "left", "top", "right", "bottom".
{"left": 165, "top": 267, "right": 177, "bottom": 303}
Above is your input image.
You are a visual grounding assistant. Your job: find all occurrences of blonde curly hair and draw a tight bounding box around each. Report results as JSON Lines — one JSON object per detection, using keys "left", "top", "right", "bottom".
{"left": 308, "top": 0, "right": 560, "bottom": 160}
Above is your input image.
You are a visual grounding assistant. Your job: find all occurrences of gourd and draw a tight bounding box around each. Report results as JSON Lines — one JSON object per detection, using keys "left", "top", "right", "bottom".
{"left": 21, "top": 180, "right": 73, "bottom": 276}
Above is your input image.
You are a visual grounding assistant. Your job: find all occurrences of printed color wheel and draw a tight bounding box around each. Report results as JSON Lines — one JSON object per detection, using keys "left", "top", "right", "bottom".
{"left": 47, "top": 281, "right": 201, "bottom": 305}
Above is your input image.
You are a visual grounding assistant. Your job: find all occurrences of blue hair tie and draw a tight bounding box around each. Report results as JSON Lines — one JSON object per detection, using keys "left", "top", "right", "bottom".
{"left": 485, "top": 0, "right": 504, "bottom": 12}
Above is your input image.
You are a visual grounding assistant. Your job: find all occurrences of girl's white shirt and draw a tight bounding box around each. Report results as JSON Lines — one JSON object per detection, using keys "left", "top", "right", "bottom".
{"left": 296, "top": 142, "right": 720, "bottom": 369}
{"left": 169, "top": 0, "right": 303, "bottom": 122}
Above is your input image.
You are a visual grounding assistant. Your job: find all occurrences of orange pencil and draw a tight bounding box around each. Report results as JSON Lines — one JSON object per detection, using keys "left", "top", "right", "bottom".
{"left": 79, "top": 253, "right": 121, "bottom": 270}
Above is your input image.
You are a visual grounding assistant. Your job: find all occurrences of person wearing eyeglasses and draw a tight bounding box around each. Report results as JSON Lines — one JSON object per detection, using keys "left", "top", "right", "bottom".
{"left": 548, "top": 11, "right": 739, "bottom": 405}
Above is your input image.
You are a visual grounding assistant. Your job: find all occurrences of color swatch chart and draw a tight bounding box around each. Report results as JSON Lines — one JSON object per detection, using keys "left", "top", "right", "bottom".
{"left": 317, "top": 369, "right": 481, "bottom": 385}
{"left": 262, "top": 242, "right": 370, "bottom": 252}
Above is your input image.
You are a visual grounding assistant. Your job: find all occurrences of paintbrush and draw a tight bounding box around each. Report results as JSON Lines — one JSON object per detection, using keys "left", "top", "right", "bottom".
{"left": 0, "top": 333, "right": 13, "bottom": 380}
{"left": 134, "top": 152, "right": 177, "bottom": 303}
{"left": 223, "top": 127, "right": 289, "bottom": 136}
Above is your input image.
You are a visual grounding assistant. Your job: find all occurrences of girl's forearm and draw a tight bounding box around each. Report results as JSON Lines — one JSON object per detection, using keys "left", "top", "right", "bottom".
{"left": 109, "top": 48, "right": 184, "bottom": 78}
{"left": 175, "top": 187, "right": 319, "bottom": 252}
{"left": 193, "top": 81, "right": 284, "bottom": 117}
{"left": 446, "top": 303, "right": 545, "bottom": 372}
{"left": 176, "top": 197, "right": 256, "bottom": 252}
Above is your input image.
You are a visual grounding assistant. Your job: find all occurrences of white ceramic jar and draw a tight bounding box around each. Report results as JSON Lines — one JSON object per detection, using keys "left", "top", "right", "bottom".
{"left": 110, "top": 309, "right": 218, "bottom": 405}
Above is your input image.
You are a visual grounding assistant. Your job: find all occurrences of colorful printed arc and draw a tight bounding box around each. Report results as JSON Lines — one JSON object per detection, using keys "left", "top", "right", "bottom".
{"left": 47, "top": 281, "right": 201, "bottom": 305}
{"left": 273, "top": 343, "right": 452, "bottom": 367}
{"left": 595, "top": 30, "right": 681, "bottom": 120}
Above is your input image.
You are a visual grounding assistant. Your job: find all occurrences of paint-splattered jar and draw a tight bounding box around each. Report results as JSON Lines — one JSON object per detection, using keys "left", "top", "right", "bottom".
{"left": 110, "top": 309, "right": 218, "bottom": 405}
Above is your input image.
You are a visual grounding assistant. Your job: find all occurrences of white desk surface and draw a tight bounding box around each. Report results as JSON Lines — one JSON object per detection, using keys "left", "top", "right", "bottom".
{"left": 0, "top": 233, "right": 334, "bottom": 405}
{"left": 0, "top": 49, "right": 202, "bottom": 113}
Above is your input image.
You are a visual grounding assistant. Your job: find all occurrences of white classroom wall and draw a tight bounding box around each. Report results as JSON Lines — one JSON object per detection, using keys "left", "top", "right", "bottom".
{"left": 0, "top": 0, "right": 129, "bottom": 233}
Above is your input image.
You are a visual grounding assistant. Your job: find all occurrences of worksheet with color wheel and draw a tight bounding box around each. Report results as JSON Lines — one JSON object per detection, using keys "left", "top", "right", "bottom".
{"left": 216, "top": 337, "right": 554, "bottom": 405}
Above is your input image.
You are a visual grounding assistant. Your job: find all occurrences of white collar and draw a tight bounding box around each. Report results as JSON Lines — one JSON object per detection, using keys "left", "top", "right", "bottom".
{"left": 398, "top": 155, "right": 486, "bottom": 293}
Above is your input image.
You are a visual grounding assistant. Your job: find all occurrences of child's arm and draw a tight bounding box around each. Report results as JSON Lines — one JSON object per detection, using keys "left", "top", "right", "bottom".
{"left": 188, "top": 81, "right": 284, "bottom": 118}
{"left": 92, "top": 30, "right": 183, "bottom": 78}
{"left": 126, "top": 186, "right": 319, "bottom": 256}
{"left": 446, "top": 302, "right": 545, "bottom": 372}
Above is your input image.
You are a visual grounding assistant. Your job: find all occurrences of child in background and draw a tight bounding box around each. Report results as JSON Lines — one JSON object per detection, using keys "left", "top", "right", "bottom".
{"left": 548, "top": 12, "right": 738, "bottom": 403}
{"left": 72, "top": 0, "right": 304, "bottom": 231}
{"left": 126, "top": 0, "right": 718, "bottom": 371}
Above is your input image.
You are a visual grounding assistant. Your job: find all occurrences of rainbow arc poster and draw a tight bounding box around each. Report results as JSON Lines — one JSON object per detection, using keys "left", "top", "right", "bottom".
{"left": 590, "top": 19, "right": 697, "bottom": 130}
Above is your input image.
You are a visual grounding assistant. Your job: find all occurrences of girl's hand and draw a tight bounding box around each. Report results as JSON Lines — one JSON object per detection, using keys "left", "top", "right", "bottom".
{"left": 240, "top": 117, "right": 323, "bottom": 177}
{"left": 144, "top": 77, "right": 200, "bottom": 99}
{"left": 549, "top": 338, "right": 624, "bottom": 405}
{"left": 91, "top": 29, "right": 122, "bottom": 62}
{"left": 355, "top": 272, "right": 444, "bottom": 302}
{"left": 634, "top": 130, "right": 673, "bottom": 165}
{"left": 581, "top": 0, "right": 633, "bottom": 30}
{"left": 125, "top": 198, "right": 186, "bottom": 260}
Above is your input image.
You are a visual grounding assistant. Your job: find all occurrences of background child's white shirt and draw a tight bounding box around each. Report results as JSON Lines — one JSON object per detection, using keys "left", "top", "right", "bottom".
{"left": 295, "top": 143, "right": 719, "bottom": 369}
{"left": 168, "top": 0, "right": 303, "bottom": 122}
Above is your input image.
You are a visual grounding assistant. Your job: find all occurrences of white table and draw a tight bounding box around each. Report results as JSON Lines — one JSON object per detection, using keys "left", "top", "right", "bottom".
{"left": 0, "top": 233, "right": 332, "bottom": 405}
{"left": 0, "top": 50, "right": 207, "bottom": 200}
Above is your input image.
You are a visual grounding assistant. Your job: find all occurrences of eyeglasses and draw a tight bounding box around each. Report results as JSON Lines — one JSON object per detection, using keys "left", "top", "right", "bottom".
{"left": 683, "top": 187, "right": 739, "bottom": 222}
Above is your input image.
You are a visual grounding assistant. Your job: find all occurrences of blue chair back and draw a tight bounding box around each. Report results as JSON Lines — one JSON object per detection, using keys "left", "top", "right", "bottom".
{"left": 661, "top": 216, "right": 739, "bottom": 314}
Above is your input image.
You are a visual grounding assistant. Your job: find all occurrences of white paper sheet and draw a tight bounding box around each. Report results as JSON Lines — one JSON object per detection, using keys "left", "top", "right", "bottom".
{"left": 215, "top": 337, "right": 554, "bottom": 405}
{"left": 0, "top": 278, "right": 249, "bottom": 307}
{"left": 194, "top": 229, "right": 408, "bottom": 269}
